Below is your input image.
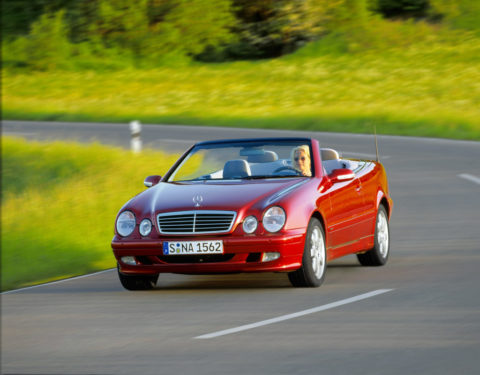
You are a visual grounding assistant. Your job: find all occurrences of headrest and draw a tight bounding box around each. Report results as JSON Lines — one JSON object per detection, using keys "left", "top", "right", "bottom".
{"left": 223, "top": 159, "right": 251, "bottom": 179}
{"left": 247, "top": 151, "right": 278, "bottom": 163}
{"left": 321, "top": 148, "right": 340, "bottom": 161}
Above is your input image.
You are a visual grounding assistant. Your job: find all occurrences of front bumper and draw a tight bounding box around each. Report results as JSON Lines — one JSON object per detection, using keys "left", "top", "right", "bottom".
{"left": 112, "top": 231, "right": 305, "bottom": 275}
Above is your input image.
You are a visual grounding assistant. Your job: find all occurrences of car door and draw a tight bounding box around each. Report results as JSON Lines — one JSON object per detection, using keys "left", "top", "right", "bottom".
{"left": 355, "top": 161, "right": 381, "bottom": 236}
{"left": 324, "top": 171, "right": 366, "bottom": 252}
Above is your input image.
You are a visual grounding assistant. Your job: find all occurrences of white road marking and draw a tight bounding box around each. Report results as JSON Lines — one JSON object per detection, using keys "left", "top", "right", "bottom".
{"left": 1, "top": 269, "right": 115, "bottom": 295}
{"left": 458, "top": 174, "right": 480, "bottom": 186}
{"left": 195, "top": 289, "right": 393, "bottom": 339}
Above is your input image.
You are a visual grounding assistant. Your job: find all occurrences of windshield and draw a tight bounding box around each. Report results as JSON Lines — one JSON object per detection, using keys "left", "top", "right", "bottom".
{"left": 168, "top": 140, "right": 314, "bottom": 182}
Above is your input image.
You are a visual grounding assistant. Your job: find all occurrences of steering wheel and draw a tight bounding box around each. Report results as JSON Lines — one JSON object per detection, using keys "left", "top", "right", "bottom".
{"left": 274, "top": 166, "right": 302, "bottom": 175}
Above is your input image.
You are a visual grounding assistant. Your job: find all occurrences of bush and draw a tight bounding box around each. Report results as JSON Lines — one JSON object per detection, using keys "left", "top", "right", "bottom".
{"left": 3, "top": 9, "right": 72, "bottom": 70}
{"left": 87, "top": 0, "right": 236, "bottom": 65}
{"left": 429, "top": 0, "right": 480, "bottom": 33}
{"left": 2, "top": 0, "right": 480, "bottom": 67}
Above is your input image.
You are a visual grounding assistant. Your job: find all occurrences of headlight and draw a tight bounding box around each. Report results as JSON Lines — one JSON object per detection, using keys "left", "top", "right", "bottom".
{"left": 243, "top": 216, "right": 258, "bottom": 234}
{"left": 139, "top": 219, "right": 152, "bottom": 236}
{"left": 116, "top": 211, "right": 136, "bottom": 237}
{"left": 262, "top": 206, "right": 286, "bottom": 233}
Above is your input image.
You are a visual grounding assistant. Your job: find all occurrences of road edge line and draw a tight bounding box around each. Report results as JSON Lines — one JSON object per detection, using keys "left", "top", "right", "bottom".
{"left": 1, "top": 268, "right": 116, "bottom": 295}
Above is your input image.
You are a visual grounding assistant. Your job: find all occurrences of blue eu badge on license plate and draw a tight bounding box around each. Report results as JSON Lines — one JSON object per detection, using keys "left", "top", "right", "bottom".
{"left": 163, "top": 242, "right": 169, "bottom": 255}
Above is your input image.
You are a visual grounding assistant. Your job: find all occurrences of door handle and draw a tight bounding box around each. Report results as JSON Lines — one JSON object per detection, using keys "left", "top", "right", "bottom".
{"left": 355, "top": 180, "right": 362, "bottom": 193}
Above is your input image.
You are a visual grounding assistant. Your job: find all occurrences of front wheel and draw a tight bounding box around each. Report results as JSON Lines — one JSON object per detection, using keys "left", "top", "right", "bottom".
{"left": 117, "top": 265, "right": 158, "bottom": 291}
{"left": 357, "top": 205, "right": 390, "bottom": 266}
{"left": 288, "top": 218, "right": 327, "bottom": 287}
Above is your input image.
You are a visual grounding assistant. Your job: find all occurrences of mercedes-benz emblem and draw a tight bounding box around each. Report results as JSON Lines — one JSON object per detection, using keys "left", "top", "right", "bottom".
{"left": 193, "top": 195, "right": 203, "bottom": 207}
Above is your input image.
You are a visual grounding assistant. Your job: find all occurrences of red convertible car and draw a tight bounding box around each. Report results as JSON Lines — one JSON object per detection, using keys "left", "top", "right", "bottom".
{"left": 112, "top": 137, "right": 392, "bottom": 290}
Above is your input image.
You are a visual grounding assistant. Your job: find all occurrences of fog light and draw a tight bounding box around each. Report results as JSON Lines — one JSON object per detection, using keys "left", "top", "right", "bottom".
{"left": 121, "top": 256, "right": 137, "bottom": 265}
{"left": 243, "top": 216, "right": 258, "bottom": 234}
{"left": 261, "top": 252, "right": 280, "bottom": 262}
{"left": 139, "top": 219, "right": 152, "bottom": 236}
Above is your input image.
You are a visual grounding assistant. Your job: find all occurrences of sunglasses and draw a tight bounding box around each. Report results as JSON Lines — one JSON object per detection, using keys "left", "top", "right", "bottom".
{"left": 294, "top": 156, "right": 307, "bottom": 161}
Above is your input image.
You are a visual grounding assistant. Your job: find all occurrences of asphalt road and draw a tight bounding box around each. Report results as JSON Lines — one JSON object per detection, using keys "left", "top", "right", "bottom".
{"left": 2, "top": 120, "right": 480, "bottom": 375}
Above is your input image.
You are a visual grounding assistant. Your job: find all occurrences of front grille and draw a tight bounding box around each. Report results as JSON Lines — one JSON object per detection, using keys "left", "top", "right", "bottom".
{"left": 157, "top": 210, "right": 236, "bottom": 234}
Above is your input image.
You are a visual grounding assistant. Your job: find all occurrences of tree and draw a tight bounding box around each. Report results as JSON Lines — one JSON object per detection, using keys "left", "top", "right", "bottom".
{"left": 87, "top": 0, "right": 236, "bottom": 63}
{"left": 17, "top": 9, "right": 71, "bottom": 70}
{"left": 161, "top": 0, "right": 236, "bottom": 56}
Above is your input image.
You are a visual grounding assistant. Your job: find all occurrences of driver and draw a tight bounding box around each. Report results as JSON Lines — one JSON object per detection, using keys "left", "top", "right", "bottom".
{"left": 291, "top": 145, "right": 312, "bottom": 176}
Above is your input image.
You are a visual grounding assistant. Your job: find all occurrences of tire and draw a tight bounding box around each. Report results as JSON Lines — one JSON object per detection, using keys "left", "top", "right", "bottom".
{"left": 117, "top": 265, "right": 158, "bottom": 291}
{"left": 288, "top": 218, "right": 327, "bottom": 287}
{"left": 357, "top": 205, "right": 390, "bottom": 266}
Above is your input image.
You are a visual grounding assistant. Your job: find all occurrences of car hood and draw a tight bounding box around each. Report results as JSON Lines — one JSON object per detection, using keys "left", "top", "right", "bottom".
{"left": 129, "top": 179, "right": 308, "bottom": 214}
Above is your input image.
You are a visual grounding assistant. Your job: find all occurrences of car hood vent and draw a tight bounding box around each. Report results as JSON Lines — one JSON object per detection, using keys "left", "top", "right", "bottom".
{"left": 157, "top": 210, "right": 236, "bottom": 235}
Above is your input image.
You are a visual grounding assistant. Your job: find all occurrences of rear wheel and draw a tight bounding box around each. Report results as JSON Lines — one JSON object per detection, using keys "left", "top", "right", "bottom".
{"left": 357, "top": 205, "right": 390, "bottom": 266}
{"left": 288, "top": 218, "right": 326, "bottom": 287}
{"left": 117, "top": 265, "right": 158, "bottom": 290}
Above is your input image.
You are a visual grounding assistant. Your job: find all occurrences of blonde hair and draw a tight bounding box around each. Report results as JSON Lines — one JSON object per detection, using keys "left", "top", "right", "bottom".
{"left": 291, "top": 145, "right": 310, "bottom": 161}
{"left": 291, "top": 145, "right": 312, "bottom": 176}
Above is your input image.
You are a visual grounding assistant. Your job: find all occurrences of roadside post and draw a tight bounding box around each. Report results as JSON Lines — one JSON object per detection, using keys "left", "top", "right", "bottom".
{"left": 130, "top": 120, "right": 142, "bottom": 153}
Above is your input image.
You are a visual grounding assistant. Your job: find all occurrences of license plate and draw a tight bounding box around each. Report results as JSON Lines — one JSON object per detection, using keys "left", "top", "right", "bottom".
{"left": 162, "top": 240, "right": 224, "bottom": 255}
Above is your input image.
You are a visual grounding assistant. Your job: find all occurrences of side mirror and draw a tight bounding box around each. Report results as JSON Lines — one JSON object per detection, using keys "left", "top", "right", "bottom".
{"left": 144, "top": 175, "right": 162, "bottom": 188}
{"left": 329, "top": 168, "right": 355, "bottom": 183}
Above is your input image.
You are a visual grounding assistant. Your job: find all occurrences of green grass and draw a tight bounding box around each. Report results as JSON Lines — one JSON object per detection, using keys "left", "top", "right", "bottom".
{"left": 1, "top": 137, "right": 179, "bottom": 291}
{"left": 3, "top": 35, "right": 480, "bottom": 140}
